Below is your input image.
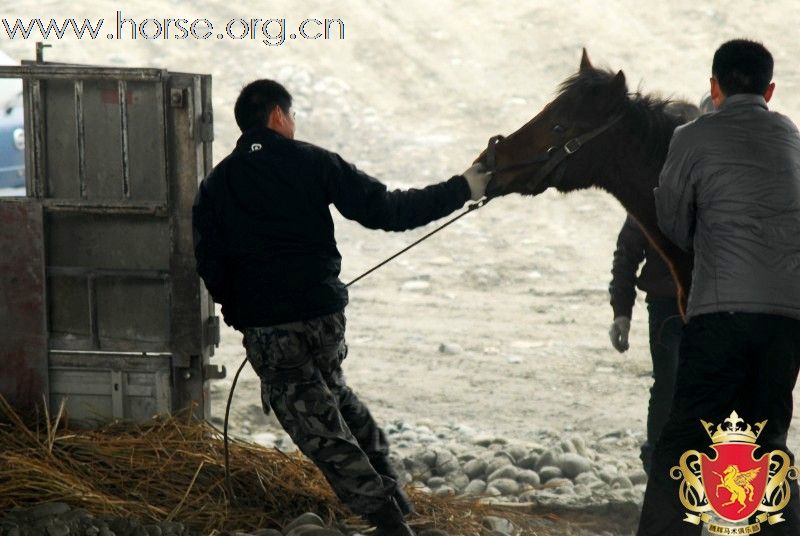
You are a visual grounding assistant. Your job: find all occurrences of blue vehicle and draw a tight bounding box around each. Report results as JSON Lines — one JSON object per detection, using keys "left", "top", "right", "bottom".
{"left": 0, "top": 92, "right": 25, "bottom": 190}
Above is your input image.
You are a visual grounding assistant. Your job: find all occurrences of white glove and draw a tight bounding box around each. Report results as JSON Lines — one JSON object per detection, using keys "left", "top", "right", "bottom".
{"left": 609, "top": 316, "right": 631, "bottom": 353}
{"left": 462, "top": 163, "right": 491, "bottom": 201}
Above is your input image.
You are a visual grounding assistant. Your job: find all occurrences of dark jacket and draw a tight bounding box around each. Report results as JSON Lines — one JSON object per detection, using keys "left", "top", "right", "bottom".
{"left": 609, "top": 215, "right": 678, "bottom": 319}
{"left": 192, "top": 126, "right": 471, "bottom": 329}
{"left": 656, "top": 94, "right": 800, "bottom": 321}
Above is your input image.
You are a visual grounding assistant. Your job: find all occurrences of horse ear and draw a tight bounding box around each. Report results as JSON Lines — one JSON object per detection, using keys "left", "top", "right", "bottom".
{"left": 613, "top": 70, "right": 627, "bottom": 93}
{"left": 580, "top": 49, "right": 593, "bottom": 72}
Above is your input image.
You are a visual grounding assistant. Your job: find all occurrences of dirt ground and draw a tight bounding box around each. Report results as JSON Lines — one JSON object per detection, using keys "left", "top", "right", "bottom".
{"left": 5, "top": 0, "right": 800, "bottom": 481}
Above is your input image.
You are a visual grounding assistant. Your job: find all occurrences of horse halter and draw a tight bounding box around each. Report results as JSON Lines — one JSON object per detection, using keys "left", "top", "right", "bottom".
{"left": 484, "top": 114, "right": 623, "bottom": 189}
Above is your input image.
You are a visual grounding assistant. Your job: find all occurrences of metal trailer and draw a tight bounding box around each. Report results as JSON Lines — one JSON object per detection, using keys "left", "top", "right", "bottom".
{"left": 0, "top": 58, "right": 225, "bottom": 425}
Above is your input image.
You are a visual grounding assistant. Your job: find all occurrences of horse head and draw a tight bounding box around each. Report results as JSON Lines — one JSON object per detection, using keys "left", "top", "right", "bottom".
{"left": 482, "top": 49, "right": 631, "bottom": 198}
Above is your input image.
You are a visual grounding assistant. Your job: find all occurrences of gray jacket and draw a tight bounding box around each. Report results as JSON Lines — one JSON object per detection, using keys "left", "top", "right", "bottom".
{"left": 655, "top": 93, "right": 800, "bottom": 321}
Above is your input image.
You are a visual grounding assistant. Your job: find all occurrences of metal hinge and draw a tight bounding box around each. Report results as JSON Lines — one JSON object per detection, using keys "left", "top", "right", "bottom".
{"left": 206, "top": 315, "right": 220, "bottom": 347}
{"left": 200, "top": 109, "right": 214, "bottom": 142}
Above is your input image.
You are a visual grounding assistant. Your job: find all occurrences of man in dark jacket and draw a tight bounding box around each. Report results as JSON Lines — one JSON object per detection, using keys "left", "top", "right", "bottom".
{"left": 192, "top": 79, "right": 490, "bottom": 535}
{"left": 608, "top": 215, "right": 681, "bottom": 475}
{"left": 637, "top": 40, "right": 800, "bottom": 535}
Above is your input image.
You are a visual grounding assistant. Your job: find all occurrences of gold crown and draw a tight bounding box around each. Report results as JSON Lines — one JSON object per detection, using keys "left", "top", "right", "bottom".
{"left": 701, "top": 411, "right": 766, "bottom": 445}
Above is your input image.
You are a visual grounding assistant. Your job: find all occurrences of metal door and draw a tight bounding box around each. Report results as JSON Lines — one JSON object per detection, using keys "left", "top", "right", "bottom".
{"left": 0, "top": 61, "right": 223, "bottom": 425}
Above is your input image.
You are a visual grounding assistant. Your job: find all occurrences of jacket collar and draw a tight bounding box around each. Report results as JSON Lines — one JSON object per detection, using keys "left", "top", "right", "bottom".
{"left": 719, "top": 93, "right": 768, "bottom": 111}
{"left": 235, "top": 125, "right": 286, "bottom": 150}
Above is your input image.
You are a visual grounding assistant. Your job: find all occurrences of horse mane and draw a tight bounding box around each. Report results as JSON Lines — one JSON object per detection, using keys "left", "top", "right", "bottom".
{"left": 556, "top": 68, "right": 695, "bottom": 165}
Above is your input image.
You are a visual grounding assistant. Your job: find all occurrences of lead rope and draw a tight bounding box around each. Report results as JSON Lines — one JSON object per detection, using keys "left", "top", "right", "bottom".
{"left": 223, "top": 196, "right": 492, "bottom": 501}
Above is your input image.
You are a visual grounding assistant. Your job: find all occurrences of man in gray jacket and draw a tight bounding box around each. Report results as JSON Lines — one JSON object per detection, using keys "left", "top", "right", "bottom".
{"left": 637, "top": 39, "right": 800, "bottom": 535}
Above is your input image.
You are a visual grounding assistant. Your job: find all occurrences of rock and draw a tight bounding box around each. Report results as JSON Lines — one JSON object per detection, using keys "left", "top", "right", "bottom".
{"left": 519, "top": 490, "right": 539, "bottom": 503}
{"left": 516, "top": 454, "right": 539, "bottom": 470}
{"left": 545, "top": 477, "right": 574, "bottom": 489}
{"left": 85, "top": 528, "right": 100, "bottom": 536}
{"left": 534, "top": 449, "right": 563, "bottom": 471}
{"left": 484, "top": 485, "right": 502, "bottom": 497}
{"left": 486, "top": 454, "right": 514, "bottom": 476}
{"left": 283, "top": 513, "right": 325, "bottom": 534}
{"left": 516, "top": 469, "right": 540, "bottom": 486}
{"left": 418, "top": 530, "right": 450, "bottom": 536}
{"left": 445, "top": 471, "right": 469, "bottom": 492}
{"left": 611, "top": 475, "right": 634, "bottom": 489}
{"left": 427, "top": 476, "right": 447, "bottom": 489}
{"left": 465, "top": 479, "right": 487, "bottom": 495}
{"left": 490, "top": 478, "right": 520, "bottom": 496}
{"left": 28, "top": 503, "right": 71, "bottom": 519}
{"left": 507, "top": 445, "right": 528, "bottom": 464}
{"left": 473, "top": 435, "right": 507, "bottom": 447}
{"left": 570, "top": 436, "right": 591, "bottom": 458}
{"left": 99, "top": 527, "right": 114, "bottom": 536}
{"left": 438, "top": 342, "right": 462, "bottom": 355}
{"left": 558, "top": 453, "right": 592, "bottom": 479}
{"left": 401, "top": 280, "right": 430, "bottom": 292}
{"left": 463, "top": 458, "right": 487, "bottom": 480}
{"left": 285, "top": 526, "right": 343, "bottom": 536}
{"left": 538, "top": 466, "right": 563, "bottom": 482}
{"left": 575, "top": 472, "right": 601, "bottom": 486}
{"left": 482, "top": 516, "right": 516, "bottom": 534}
{"left": 46, "top": 522, "right": 70, "bottom": 536}
{"left": 252, "top": 531, "right": 283, "bottom": 536}
{"left": 161, "top": 521, "right": 184, "bottom": 535}
{"left": 144, "top": 525, "right": 162, "bottom": 536}
{"left": 629, "top": 469, "right": 648, "bottom": 486}
{"left": 431, "top": 448, "right": 460, "bottom": 475}
{"left": 434, "top": 485, "right": 456, "bottom": 497}
{"left": 487, "top": 464, "right": 519, "bottom": 482}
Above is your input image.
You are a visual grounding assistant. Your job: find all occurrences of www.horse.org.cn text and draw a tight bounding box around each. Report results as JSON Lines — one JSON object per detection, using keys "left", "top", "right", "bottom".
{"left": 0, "top": 11, "right": 346, "bottom": 46}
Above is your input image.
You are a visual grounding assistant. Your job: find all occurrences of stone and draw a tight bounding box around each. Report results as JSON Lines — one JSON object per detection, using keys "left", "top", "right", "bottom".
{"left": 473, "top": 435, "right": 506, "bottom": 447}
{"left": 145, "top": 525, "right": 163, "bottom": 536}
{"left": 252, "top": 531, "right": 283, "bottom": 536}
{"left": 283, "top": 513, "right": 325, "bottom": 534}
{"left": 465, "top": 479, "right": 487, "bottom": 495}
{"left": 629, "top": 469, "right": 648, "bottom": 486}
{"left": 538, "top": 466, "right": 562, "bottom": 482}
{"left": 487, "top": 464, "right": 519, "bottom": 482}
{"left": 560, "top": 439, "right": 577, "bottom": 454}
{"left": 434, "top": 485, "right": 456, "bottom": 497}
{"left": 558, "top": 453, "right": 592, "bottom": 479}
{"left": 285, "top": 526, "right": 343, "bottom": 536}
{"left": 431, "top": 448, "right": 460, "bottom": 475}
{"left": 545, "top": 477, "right": 574, "bottom": 489}
{"left": 507, "top": 445, "right": 528, "bottom": 464}
{"left": 85, "top": 528, "right": 100, "bottom": 536}
{"left": 28, "top": 503, "right": 71, "bottom": 519}
{"left": 490, "top": 478, "right": 520, "bottom": 496}
{"left": 484, "top": 486, "right": 502, "bottom": 497}
{"left": 438, "top": 342, "right": 462, "bottom": 355}
{"left": 516, "top": 469, "right": 540, "bottom": 486}
{"left": 575, "top": 472, "right": 601, "bottom": 486}
{"left": 486, "top": 454, "right": 514, "bottom": 476}
{"left": 518, "top": 490, "right": 539, "bottom": 503}
{"left": 46, "top": 522, "right": 70, "bottom": 536}
{"left": 463, "top": 458, "right": 487, "bottom": 480}
{"left": 445, "top": 471, "right": 469, "bottom": 492}
{"left": 418, "top": 530, "right": 450, "bottom": 536}
{"left": 427, "top": 476, "right": 447, "bottom": 489}
{"left": 534, "top": 449, "right": 563, "bottom": 471}
{"left": 482, "top": 516, "right": 516, "bottom": 534}
{"left": 611, "top": 475, "right": 634, "bottom": 489}
{"left": 570, "top": 436, "right": 591, "bottom": 458}
{"left": 516, "top": 454, "right": 539, "bottom": 471}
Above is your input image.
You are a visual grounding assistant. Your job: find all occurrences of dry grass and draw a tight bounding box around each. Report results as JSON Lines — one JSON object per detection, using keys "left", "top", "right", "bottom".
{"left": 0, "top": 395, "right": 557, "bottom": 535}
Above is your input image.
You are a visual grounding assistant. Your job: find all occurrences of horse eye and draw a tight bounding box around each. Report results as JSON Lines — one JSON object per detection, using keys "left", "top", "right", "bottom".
{"left": 552, "top": 124, "right": 566, "bottom": 133}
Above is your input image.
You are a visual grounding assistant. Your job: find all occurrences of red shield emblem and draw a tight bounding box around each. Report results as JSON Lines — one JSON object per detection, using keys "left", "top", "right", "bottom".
{"left": 701, "top": 443, "right": 769, "bottom": 522}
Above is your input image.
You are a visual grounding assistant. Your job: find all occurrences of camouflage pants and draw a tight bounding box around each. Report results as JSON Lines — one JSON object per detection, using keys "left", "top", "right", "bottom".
{"left": 242, "top": 310, "right": 399, "bottom": 515}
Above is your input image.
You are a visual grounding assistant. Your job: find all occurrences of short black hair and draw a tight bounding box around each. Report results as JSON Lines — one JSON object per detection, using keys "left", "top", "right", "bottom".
{"left": 712, "top": 39, "right": 773, "bottom": 96}
{"left": 234, "top": 79, "right": 292, "bottom": 132}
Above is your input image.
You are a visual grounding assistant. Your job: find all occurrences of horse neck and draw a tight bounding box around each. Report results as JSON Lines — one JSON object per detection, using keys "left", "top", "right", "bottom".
{"left": 595, "top": 135, "right": 694, "bottom": 312}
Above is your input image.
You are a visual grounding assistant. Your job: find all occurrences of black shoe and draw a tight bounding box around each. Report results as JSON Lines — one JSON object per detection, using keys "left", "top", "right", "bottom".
{"left": 365, "top": 498, "right": 416, "bottom": 536}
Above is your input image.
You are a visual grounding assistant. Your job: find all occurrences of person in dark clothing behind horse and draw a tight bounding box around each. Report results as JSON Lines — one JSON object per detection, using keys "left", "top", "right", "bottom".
{"left": 192, "top": 80, "right": 491, "bottom": 536}
{"left": 608, "top": 215, "right": 682, "bottom": 475}
{"left": 608, "top": 101, "right": 701, "bottom": 476}
{"left": 637, "top": 39, "right": 800, "bottom": 535}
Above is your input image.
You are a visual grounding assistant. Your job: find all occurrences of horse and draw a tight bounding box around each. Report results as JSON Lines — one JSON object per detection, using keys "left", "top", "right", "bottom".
{"left": 481, "top": 49, "right": 696, "bottom": 317}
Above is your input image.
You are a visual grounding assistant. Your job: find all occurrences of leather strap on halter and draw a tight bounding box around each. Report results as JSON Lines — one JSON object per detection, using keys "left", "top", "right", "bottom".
{"left": 485, "top": 114, "right": 623, "bottom": 187}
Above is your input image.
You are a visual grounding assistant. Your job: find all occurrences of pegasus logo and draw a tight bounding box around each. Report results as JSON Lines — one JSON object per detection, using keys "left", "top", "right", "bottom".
{"left": 250, "top": 143, "right": 262, "bottom": 153}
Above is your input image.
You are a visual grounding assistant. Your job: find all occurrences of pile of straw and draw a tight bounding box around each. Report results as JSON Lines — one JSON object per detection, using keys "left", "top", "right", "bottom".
{"left": 0, "top": 396, "right": 520, "bottom": 535}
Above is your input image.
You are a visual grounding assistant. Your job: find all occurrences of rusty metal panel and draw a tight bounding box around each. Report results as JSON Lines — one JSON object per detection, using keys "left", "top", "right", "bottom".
{"left": 49, "top": 352, "right": 171, "bottom": 426}
{"left": 126, "top": 80, "right": 167, "bottom": 203}
{"left": 0, "top": 199, "right": 48, "bottom": 414}
{"left": 46, "top": 212, "right": 170, "bottom": 270}
{"left": 83, "top": 80, "right": 124, "bottom": 200}
{"left": 43, "top": 79, "right": 80, "bottom": 199}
